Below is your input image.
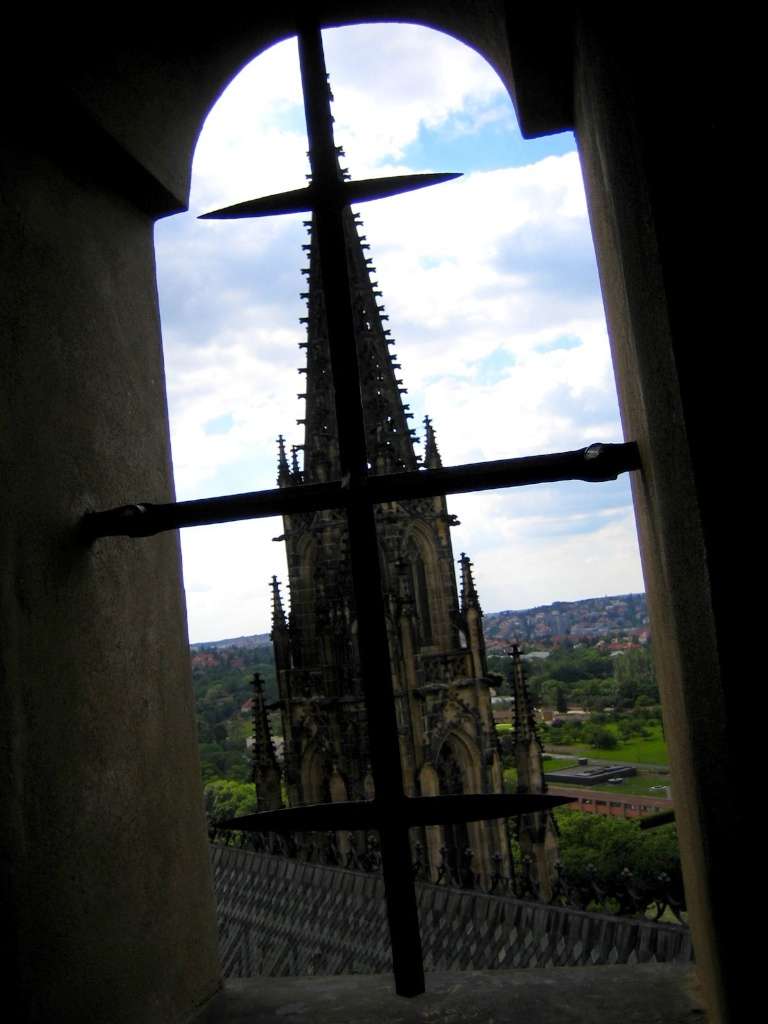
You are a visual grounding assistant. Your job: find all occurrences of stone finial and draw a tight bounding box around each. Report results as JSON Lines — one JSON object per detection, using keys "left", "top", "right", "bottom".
{"left": 277, "top": 435, "right": 290, "bottom": 486}
{"left": 459, "top": 552, "right": 481, "bottom": 614}
{"left": 290, "top": 445, "right": 302, "bottom": 479}
{"left": 250, "top": 672, "right": 283, "bottom": 810}
{"left": 271, "top": 575, "right": 287, "bottom": 633}
{"left": 423, "top": 415, "right": 443, "bottom": 469}
{"left": 510, "top": 642, "right": 537, "bottom": 746}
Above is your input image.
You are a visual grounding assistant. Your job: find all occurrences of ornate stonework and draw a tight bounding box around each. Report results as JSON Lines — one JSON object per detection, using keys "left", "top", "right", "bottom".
{"left": 256, "top": 147, "right": 510, "bottom": 883}
{"left": 509, "top": 644, "right": 560, "bottom": 899}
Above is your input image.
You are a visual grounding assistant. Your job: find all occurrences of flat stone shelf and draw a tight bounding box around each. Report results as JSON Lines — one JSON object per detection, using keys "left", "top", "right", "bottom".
{"left": 190, "top": 964, "right": 705, "bottom": 1023}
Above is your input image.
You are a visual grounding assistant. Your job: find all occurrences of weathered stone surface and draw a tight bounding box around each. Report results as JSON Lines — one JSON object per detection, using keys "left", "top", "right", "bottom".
{"left": 192, "top": 964, "right": 704, "bottom": 1023}
{"left": 1, "top": 135, "right": 220, "bottom": 1022}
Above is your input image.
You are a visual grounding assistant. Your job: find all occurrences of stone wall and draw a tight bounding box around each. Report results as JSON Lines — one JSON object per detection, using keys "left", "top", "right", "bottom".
{"left": 211, "top": 844, "right": 692, "bottom": 978}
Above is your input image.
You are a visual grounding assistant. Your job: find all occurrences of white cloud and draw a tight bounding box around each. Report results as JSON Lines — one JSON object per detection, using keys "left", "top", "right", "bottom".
{"left": 179, "top": 519, "right": 288, "bottom": 643}
{"left": 449, "top": 491, "right": 644, "bottom": 613}
{"left": 322, "top": 23, "right": 514, "bottom": 173}
{"left": 190, "top": 42, "right": 308, "bottom": 208}
{"left": 164, "top": 327, "right": 302, "bottom": 497}
{"left": 155, "top": 23, "right": 642, "bottom": 642}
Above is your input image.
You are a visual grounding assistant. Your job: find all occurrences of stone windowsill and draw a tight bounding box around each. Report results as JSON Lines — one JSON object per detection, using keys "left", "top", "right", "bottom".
{"left": 189, "top": 964, "right": 705, "bottom": 1023}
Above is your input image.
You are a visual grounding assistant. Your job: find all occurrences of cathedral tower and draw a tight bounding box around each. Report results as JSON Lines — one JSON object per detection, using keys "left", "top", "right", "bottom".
{"left": 260, "top": 95, "right": 509, "bottom": 885}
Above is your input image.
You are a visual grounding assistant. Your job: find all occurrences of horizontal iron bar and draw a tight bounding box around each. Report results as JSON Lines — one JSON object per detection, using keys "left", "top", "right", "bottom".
{"left": 216, "top": 791, "right": 574, "bottom": 834}
{"left": 81, "top": 482, "right": 341, "bottom": 538}
{"left": 82, "top": 442, "right": 640, "bottom": 539}
{"left": 198, "top": 172, "right": 461, "bottom": 220}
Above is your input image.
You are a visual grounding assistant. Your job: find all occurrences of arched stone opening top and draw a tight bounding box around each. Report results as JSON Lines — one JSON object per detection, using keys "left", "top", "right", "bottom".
{"left": 22, "top": 7, "right": 572, "bottom": 217}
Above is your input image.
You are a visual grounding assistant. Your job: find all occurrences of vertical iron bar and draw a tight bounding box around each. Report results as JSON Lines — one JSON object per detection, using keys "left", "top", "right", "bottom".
{"left": 297, "top": 18, "right": 425, "bottom": 997}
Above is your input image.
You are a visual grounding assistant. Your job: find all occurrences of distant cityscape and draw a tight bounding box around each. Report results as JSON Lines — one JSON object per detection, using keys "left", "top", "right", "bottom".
{"left": 191, "top": 592, "right": 648, "bottom": 653}
{"left": 482, "top": 593, "right": 648, "bottom": 651}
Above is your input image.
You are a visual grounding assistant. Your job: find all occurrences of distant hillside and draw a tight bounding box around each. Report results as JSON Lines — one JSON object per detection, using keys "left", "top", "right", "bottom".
{"left": 483, "top": 593, "right": 647, "bottom": 650}
{"left": 191, "top": 632, "right": 270, "bottom": 651}
{"left": 191, "top": 593, "right": 648, "bottom": 653}
{"left": 189, "top": 592, "right": 649, "bottom": 783}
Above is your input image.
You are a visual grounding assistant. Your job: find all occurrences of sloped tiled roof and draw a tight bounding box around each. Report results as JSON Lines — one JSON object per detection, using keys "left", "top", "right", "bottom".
{"left": 211, "top": 845, "right": 692, "bottom": 978}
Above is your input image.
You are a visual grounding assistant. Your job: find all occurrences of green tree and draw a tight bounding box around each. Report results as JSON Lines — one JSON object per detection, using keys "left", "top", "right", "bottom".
{"left": 555, "top": 811, "right": 679, "bottom": 888}
{"left": 204, "top": 778, "right": 258, "bottom": 823}
{"left": 588, "top": 726, "right": 618, "bottom": 749}
{"left": 539, "top": 678, "right": 560, "bottom": 708}
{"left": 613, "top": 647, "right": 658, "bottom": 708}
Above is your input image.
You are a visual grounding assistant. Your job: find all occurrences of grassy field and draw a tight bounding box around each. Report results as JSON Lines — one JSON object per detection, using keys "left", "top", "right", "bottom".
{"left": 542, "top": 756, "right": 579, "bottom": 773}
{"left": 545, "top": 723, "right": 668, "bottom": 766}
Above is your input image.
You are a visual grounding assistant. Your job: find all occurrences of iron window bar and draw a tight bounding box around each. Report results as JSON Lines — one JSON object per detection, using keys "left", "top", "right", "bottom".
{"left": 83, "top": 18, "right": 641, "bottom": 998}
{"left": 82, "top": 442, "right": 639, "bottom": 539}
{"left": 215, "top": 791, "right": 573, "bottom": 834}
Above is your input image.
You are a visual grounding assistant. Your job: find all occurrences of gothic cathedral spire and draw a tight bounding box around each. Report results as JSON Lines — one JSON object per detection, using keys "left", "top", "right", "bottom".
{"left": 259, "top": 75, "right": 509, "bottom": 884}
{"left": 298, "top": 202, "right": 418, "bottom": 480}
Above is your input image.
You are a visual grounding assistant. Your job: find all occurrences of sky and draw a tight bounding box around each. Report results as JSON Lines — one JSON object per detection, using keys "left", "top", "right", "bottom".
{"left": 154, "top": 23, "right": 645, "bottom": 644}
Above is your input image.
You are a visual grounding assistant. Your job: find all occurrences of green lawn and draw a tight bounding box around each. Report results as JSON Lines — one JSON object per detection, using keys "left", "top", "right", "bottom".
{"left": 542, "top": 757, "right": 579, "bottom": 773}
{"left": 545, "top": 724, "right": 668, "bottom": 766}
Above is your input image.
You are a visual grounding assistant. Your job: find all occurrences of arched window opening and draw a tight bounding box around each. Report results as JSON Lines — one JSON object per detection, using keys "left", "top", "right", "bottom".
{"left": 436, "top": 738, "right": 465, "bottom": 795}
{"left": 143, "top": 16, "right": 657, "bottom": 1000}
{"left": 436, "top": 740, "right": 470, "bottom": 865}
{"left": 155, "top": 22, "right": 643, "bottom": 648}
{"left": 406, "top": 537, "right": 433, "bottom": 645}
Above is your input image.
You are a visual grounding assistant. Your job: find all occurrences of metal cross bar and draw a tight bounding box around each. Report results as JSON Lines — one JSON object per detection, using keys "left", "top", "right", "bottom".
{"left": 295, "top": 17, "right": 424, "bottom": 996}
{"left": 81, "top": 441, "right": 639, "bottom": 539}
{"left": 198, "top": 172, "right": 461, "bottom": 220}
{"left": 216, "top": 791, "right": 573, "bottom": 833}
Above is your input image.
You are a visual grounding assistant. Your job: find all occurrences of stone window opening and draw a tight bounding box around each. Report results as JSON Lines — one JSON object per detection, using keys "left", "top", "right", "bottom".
{"left": 97, "top": 18, "right": 639, "bottom": 996}
{"left": 24, "top": 11, "right": 729, "bottom": 1022}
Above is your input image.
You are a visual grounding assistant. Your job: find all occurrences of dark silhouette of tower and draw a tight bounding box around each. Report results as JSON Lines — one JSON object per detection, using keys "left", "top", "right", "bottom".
{"left": 255, "top": 123, "right": 510, "bottom": 882}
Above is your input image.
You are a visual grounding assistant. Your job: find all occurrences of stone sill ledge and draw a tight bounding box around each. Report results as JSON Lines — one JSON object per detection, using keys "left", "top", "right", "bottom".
{"left": 190, "top": 964, "right": 704, "bottom": 1023}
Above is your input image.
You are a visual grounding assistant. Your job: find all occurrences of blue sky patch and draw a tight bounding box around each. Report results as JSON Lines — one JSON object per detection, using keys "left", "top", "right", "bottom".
{"left": 495, "top": 220, "right": 601, "bottom": 303}
{"left": 203, "top": 413, "right": 235, "bottom": 436}
{"left": 403, "top": 119, "right": 576, "bottom": 174}
{"left": 472, "top": 347, "right": 517, "bottom": 384}
{"left": 535, "top": 335, "right": 583, "bottom": 354}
